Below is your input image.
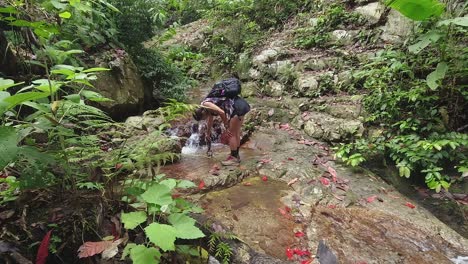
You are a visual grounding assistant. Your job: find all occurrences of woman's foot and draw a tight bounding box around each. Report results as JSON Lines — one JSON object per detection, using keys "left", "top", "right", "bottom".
{"left": 221, "top": 155, "right": 240, "bottom": 166}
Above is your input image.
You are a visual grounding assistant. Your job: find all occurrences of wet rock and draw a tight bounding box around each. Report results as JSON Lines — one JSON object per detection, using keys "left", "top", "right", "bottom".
{"left": 252, "top": 48, "right": 280, "bottom": 66}
{"left": 294, "top": 73, "right": 320, "bottom": 97}
{"left": 248, "top": 68, "right": 261, "bottom": 80}
{"left": 330, "top": 30, "right": 358, "bottom": 46}
{"left": 265, "top": 81, "right": 285, "bottom": 97}
{"left": 317, "top": 240, "right": 338, "bottom": 264}
{"left": 124, "top": 114, "right": 164, "bottom": 132}
{"left": 380, "top": 10, "right": 413, "bottom": 43}
{"left": 303, "top": 112, "right": 364, "bottom": 141}
{"left": 354, "top": 2, "right": 385, "bottom": 24}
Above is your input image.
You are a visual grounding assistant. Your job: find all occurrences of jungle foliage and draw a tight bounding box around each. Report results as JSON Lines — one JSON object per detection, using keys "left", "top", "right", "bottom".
{"left": 337, "top": 0, "right": 468, "bottom": 192}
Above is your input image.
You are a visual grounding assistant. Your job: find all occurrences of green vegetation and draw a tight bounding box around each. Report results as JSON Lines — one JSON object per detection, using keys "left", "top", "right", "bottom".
{"left": 295, "top": 3, "right": 365, "bottom": 49}
{"left": 336, "top": 2, "right": 468, "bottom": 192}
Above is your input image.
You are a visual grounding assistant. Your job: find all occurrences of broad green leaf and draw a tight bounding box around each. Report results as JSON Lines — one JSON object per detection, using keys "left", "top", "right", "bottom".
{"left": 168, "top": 213, "right": 205, "bottom": 239}
{"left": 437, "top": 16, "right": 468, "bottom": 27}
{"left": 160, "top": 179, "right": 177, "bottom": 190}
{"left": 50, "top": 0, "right": 67, "bottom": 10}
{"left": 32, "top": 79, "right": 61, "bottom": 93}
{"left": 3, "top": 92, "right": 50, "bottom": 110}
{"left": 386, "top": 0, "right": 445, "bottom": 21}
{"left": 81, "top": 90, "right": 112, "bottom": 102}
{"left": 140, "top": 184, "right": 173, "bottom": 206}
{"left": 82, "top": 67, "right": 110, "bottom": 73}
{"left": 121, "top": 243, "right": 136, "bottom": 260}
{"left": 426, "top": 62, "right": 448, "bottom": 90}
{"left": 129, "top": 245, "right": 161, "bottom": 264}
{"left": 64, "top": 94, "right": 81, "bottom": 103}
{"left": 0, "top": 78, "right": 24, "bottom": 91}
{"left": 144, "top": 223, "right": 177, "bottom": 251}
{"left": 59, "top": 11, "right": 71, "bottom": 19}
{"left": 177, "top": 180, "right": 196, "bottom": 189}
{"left": 0, "top": 6, "right": 18, "bottom": 14}
{"left": 408, "top": 31, "right": 441, "bottom": 54}
{"left": 0, "top": 126, "right": 19, "bottom": 169}
{"left": 121, "top": 211, "right": 147, "bottom": 230}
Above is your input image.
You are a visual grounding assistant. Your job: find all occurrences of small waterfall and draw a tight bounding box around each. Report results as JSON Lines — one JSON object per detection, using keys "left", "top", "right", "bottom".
{"left": 182, "top": 132, "right": 201, "bottom": 154}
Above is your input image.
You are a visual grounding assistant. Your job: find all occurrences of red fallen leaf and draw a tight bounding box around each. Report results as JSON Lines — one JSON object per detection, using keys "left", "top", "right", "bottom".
{"left": 327, "top": 166, "right": 337, "bottom": 183}
{"left": 286, "top": 247, "right": 294, "bottom": 260}
{"left": 320, "top": 177, "right": 330, "bottom": 186}
{"left": 328, "top": 204, "right": 337, "bottom": 209}
{"left": 259, "top": 158, "right": 272, "bottom": 164}
{"left": 294, "top": 231, "right": 305, "bottom": 237}
{"left": 366, "top": 195, "right": 377, "bottom": 203}
{"left": 77, "top": 241, "right": 114, "bottom": 258}
{"left": 198, "top": 181, "right": 205, "bottom": 190}
{"left": 115, "top": 163, "right": 123, "bottom": 170}
{"left": 405, "top": 202, "right": 416, "bottom": 209}
{"left": 171, "top": 193, "right": 181, "bottom": 199}
{"left": 36, "top": 230, "right": 52, "bottom": 264}
{"left": 243, "top": 182, "right": 252, "bottom": 186}
{"left": 262, "top": 176, "right": 268, "bottom": 181}
{"left": 301, "top": 260, "right": 313, "bottom": 264}
{"left": 284, "top": 206, "right": 291, "bottom": 213}
{"left": 279, "top": 123, "right": 291, "bottom": 130}
{"left": 287, "top": 157, "right": 294, "bottom": 161}
{"left": 293, "top": 248, "right": 311, "bottom": 256}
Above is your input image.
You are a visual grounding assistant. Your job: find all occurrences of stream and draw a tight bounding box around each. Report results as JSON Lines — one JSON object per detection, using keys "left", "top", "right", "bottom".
{"left": 160, "top": 116, "right": 468, "bottom": 263}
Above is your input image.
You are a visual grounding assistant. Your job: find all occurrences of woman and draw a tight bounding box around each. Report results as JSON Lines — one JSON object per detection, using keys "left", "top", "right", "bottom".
{"left": 193, "top": 85, "right": 250, "bottom": 166}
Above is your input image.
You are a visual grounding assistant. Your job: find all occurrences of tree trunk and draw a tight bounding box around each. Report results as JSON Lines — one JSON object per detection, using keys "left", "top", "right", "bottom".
{"left": 0, "top": 29, "right": 18, "bottom": 77}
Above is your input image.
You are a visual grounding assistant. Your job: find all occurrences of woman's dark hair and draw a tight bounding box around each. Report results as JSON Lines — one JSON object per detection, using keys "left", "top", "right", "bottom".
{"left": 193, "top": 107, "right": 206, "bottom": 121}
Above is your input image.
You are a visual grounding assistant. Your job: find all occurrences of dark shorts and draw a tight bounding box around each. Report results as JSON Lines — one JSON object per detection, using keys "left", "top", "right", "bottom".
{"left": 232, "top": 97, "right": 250, "bottom": 117}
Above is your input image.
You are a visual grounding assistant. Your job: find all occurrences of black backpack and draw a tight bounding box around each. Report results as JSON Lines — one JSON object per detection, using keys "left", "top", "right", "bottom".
{"left": 206, "top": 78, "right": 241, "bottom": 98}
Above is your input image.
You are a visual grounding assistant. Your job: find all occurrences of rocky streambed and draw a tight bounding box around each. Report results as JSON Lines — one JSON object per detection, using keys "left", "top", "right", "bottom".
{"left": 160, "top": 124, "right": 468, "bottom": 264}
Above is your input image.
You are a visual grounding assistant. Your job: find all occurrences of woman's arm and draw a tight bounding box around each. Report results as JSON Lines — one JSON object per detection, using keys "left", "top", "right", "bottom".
{"left": 201, "top": 101, "right": 228, "bottom": 127}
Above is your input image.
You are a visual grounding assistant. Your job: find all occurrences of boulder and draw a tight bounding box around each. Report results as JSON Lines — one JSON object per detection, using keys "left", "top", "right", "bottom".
{"left": 354, "top": 2, "right": 385, "bottom": 24}
{"left": 92, "top": 53, "right": 146, "bottom": 120}
{"left": 252, "top": 48, "right": 280, "bottom": 67}
{"left": 265, "top": 81, "right": 285, "bottom": 97}
{"left": 294, "top": 74, "right": 320, "bottom": 97}
{"left": 124, "top": 111, "right": 165, "bottom": 132}
{"left": 248, "top": 68, "right": 261, "bottom": 80}
{"left": 330, "top": 30, "right": 358, "bottom": 45}
{"left": 380, "top": 10, "right": 413, "bottom": 43}
{"left": 302, "top": 112, "right": 364, "bottom": 141}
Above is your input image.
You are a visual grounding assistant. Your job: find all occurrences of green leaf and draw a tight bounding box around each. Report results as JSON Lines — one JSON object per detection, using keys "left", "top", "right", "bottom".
{"left": 0, "top": 78, "right": 24, "bottom": 91}
{"left": 64, "top": 94, "right": 81, "bottom": 103}
{"left": 32, "top": 79, "right": 61, "bottom": 94}
{"left": 81, "top": 90, "right": 112, "bottom": 102}
{"left": 426, "top": 62, "right": 448, "bottom": 90}
{"left": 168, "top": 213, "right": 205, "bottom": 239}
{"left": 59, "top": 11, "right": 71, "bottom": 19}
{"left": 386, "top": 0, "right": 445, "bottom": 21}
{"left": 144, "top": 223, "right": 177, "bottom": 251}
{"left": 437, "top": 16, "right": 468, "bottom": 27}
{"left": 0, "top": 126, "right": 19, "bottom": 169}
{"left": 140, "top": 184, "right": 173, "bottom": 206}
{"left": 408, "top": 31, "right": 441, "bottom": 54}
{"left": 3, "top": 92, "right": 50, "bottom": 111}
{"left": 177, "top": 180, "right": 196, "bottom": 189}
{"left": 121, "top": 211, "right": 147, "bottom": 230}
{"left": 129, "top": 245, "right": 161, "bottom": 264}
{"left": 160, "top": 179, "right": 177, "bottom": 190}
{"left": 82, "top": 67, "right": 110, "bottom": 73}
